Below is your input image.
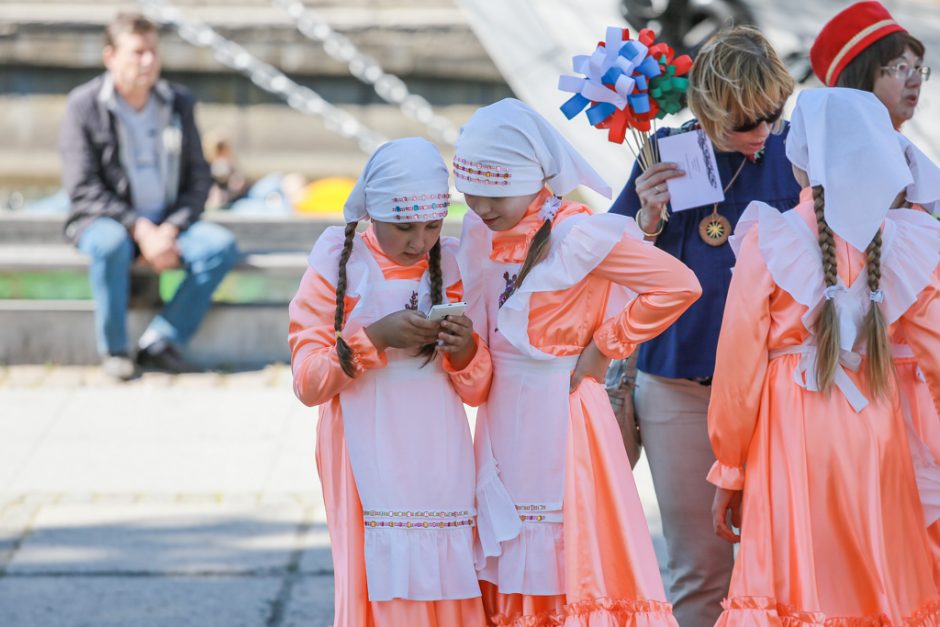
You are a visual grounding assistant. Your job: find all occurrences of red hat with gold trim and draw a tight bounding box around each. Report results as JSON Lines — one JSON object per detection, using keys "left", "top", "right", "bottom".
{"left": 810, "top": 1, "right": 906, "bottom": 87}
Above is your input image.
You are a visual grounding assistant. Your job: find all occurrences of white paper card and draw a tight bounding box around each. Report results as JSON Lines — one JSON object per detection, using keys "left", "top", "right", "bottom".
{"left": 656, "top": 129, "right": 724, "bottom": 212}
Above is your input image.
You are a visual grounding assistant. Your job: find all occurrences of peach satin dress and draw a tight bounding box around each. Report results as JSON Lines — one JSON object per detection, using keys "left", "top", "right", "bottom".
{"left": 459, "top": 188, "right": 702, "bottom": 626}
{"left": 708, "top": 189, "right": 940, "bottom": 624}
{"left": 289, "top": 226, "right": 491, "bottom": 626}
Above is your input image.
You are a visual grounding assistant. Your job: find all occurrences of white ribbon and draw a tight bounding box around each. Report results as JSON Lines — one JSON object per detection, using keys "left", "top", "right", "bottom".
{"left": 823, "top": 284, "right": 845, "bottom": 300}
{"left": 538, "top": 196, "right": 562, "bottom": 223}
{"left": 770, "top": 343, "right": 869, "bottom": 413}
{"left": 559, "top": 26, "right": 646, "bottom": 110}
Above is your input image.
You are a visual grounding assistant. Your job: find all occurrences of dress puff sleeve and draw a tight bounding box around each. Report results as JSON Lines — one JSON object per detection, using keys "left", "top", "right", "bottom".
{"left": 288, "top": 230, "right": 389, "bottom": 409}
{"left": 705, "top": 228, "right": 774, "bottom": 489}
{"left": 589, "top": 216, "right": 703, "bottom": 359}
{"left": 438, "top": 246, "right": 493, "bottom": 407}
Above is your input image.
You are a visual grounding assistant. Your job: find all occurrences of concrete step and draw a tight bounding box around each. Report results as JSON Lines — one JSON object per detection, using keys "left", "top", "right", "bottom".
{"left": 0, "top": 212, "right": 463, "bottom": 247}
{"left": 0, "top": 2, "right": 500, "bottom": 82}
{"left": 0, "top": 245, "right": 308, "bottom": 273}
{"left": 0, "top": 299, "right": 289, "bottom": 367}
{"left": 0, "top": 212, "right": 342, "bottom": 250}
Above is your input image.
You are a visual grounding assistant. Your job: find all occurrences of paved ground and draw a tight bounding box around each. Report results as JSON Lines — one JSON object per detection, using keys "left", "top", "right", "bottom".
{"left": 0, "top": 365, "right": 665, "bottom": 627}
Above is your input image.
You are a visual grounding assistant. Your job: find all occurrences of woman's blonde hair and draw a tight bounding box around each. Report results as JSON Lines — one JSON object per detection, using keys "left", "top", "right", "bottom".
{"left": 688, "top": 26, "right": 795, "bottom": 152}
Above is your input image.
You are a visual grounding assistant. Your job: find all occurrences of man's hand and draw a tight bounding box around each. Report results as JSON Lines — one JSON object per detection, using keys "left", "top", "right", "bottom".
{"left": 134, "top": 219, "right": 180, "bottom": 272}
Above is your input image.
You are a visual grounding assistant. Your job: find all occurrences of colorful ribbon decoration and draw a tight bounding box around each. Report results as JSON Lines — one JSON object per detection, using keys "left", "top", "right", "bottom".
{"left": 558, "top": 27, "right": 692, "bottom": 144}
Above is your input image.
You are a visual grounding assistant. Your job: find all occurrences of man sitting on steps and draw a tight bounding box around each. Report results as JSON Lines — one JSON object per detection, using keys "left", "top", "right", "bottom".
{"left": 59, "top": 12, "right": 239, "bottom": 380}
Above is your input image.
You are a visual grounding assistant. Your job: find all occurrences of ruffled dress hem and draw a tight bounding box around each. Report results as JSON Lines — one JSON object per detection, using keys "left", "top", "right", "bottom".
{"left": 490, "top": 597, "right": 677, "bottom": 627}
{"left": 715, "top": 596, "right": 940, "bottom": 626}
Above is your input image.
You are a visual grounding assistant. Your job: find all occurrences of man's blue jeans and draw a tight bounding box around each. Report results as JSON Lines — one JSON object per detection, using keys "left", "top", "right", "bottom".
{"left": 78, "top": 217, "right": 239, "bottom": 356}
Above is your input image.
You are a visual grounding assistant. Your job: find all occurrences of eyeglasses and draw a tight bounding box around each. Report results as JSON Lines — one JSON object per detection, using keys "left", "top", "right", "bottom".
{"left": 732, "top": 106, "right": 784, "bottom": 133}
{"left": 881, "top": 62, "right": 931, "bottom": 82}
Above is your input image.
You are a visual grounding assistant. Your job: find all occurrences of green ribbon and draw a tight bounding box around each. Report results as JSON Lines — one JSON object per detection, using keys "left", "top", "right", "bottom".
{"left": 649, "top": 61, "right": 689, "bottom": 117}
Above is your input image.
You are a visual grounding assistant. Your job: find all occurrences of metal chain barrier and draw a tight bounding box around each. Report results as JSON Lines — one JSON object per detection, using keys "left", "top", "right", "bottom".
{"left": 138, "top": 0, "right": 387, "bottom": 154}
{"left": 274, "top": 0, "right": 460, "bottom": 145}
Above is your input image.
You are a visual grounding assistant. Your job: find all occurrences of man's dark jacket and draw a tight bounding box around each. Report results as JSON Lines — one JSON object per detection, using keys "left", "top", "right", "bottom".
{"left": 59, "top": 73, "right": 211, "bottom": 245}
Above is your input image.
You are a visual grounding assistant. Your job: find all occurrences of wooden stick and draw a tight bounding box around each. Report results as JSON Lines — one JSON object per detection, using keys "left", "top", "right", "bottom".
{"left": 630, "top": 130, "right": 648, "bottom": 171}
{"left": 628, "top": 131, "right": 646, "bottom": 171}
{"left": 652, "top": 120, "right": 661, "bottom": 164}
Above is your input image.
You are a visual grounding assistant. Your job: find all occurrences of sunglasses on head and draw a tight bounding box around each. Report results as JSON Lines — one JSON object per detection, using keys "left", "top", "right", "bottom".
{"left": 732, "top": 106, "right": 784, "bottom": 133}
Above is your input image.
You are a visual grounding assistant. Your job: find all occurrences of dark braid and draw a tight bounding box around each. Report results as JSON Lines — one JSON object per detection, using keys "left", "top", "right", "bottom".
{"left": 335, "top": 222, "right": 358, "bottom": 377}
{"left": 515, "top": 218, "right": 553, "bottom": 291}
{"left": 813, "top": 185, "right": 841, "bottom": 394}
{"left": 416, "top": 239, "right": 443, "bottom": 366}
{"left": 863, "top": 230, "right": 894, "bottom": 397}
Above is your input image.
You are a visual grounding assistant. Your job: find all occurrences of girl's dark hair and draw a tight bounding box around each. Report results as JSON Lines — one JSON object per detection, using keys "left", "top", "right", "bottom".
{"left": 514, "top": 212, "right": 555, "bottom": 293}
{"left": 334, "top": 225, "right": 443, "bottom": 376}
{"left": 416, "top": 240, "right": 443, "bottom": 365}
{"left": 836, "top": 31, "right": 926, "bottom": 92}
{"left": 335, "top": 222, "right": 359, "bottom": 377}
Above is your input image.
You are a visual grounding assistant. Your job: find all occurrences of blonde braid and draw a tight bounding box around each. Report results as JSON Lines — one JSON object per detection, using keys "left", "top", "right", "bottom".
{"left": 863, "top": 230, "right": 894, "bottom": 397}
{"left": 813, "top": 186, "right": 841, "bottom": 394}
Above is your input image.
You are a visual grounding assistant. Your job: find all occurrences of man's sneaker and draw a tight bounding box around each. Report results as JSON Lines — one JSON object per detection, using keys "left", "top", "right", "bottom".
{"left": 136, "top": 339, "right": 195, "bottom": 374}
{"left": 102, "top": 354, "right": 137, "bottom": 381}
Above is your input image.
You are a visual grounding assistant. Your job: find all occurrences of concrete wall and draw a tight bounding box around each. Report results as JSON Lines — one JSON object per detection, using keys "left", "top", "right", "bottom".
{"left": 0, "top": 0, "right": 513, "bottom": 193}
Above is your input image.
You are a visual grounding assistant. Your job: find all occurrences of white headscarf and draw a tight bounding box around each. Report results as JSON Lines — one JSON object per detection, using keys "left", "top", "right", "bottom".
{"left": 898, "top": 135, "right": 940, "bottom": 215}
{"left": 343, "top": 137, "right": 450, "bottom": 224}
{"left": 786, "top": 87, "right": 940, "bottom": 252}
{"left": 453, "top": 98, "right": 611, "bottom": 199}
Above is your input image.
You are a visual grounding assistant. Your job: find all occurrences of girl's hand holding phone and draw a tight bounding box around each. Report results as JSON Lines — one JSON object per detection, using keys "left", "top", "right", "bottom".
{"left": 437, "top": 315, "right": 477, "bottom": 370}
{"left": 365, "top": 310, "right": 440, "bottom": 352}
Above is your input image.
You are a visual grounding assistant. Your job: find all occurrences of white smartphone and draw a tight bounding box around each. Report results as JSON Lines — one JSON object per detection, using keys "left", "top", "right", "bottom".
{"left": 427, "top": 302, "right": 467, "bottom": 321}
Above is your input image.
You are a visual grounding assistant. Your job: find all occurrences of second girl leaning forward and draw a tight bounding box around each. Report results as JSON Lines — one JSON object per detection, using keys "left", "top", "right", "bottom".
{"left": 455, "top": 98, "right": 702, "bottom": 626}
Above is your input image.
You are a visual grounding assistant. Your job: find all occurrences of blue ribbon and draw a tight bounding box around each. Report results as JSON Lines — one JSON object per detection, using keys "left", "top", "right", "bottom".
{"left": 560, "top": 93, "right": 591, "bottom": 120}
{"left": 586, "top": 102, "right": 617, "bottom": 125}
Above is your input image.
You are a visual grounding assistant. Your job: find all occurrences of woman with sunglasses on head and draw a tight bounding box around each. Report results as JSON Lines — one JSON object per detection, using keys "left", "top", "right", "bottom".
{"left": 607, "top": 26, "right": 801, "bottom": 627}
{"left": 812, "top": 1, "right": 940, "bottom": 592}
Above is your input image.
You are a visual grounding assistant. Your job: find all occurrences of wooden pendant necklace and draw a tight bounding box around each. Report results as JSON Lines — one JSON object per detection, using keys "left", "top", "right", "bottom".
{"left": 698, "top": 156, "right": 748, "bottom": 246}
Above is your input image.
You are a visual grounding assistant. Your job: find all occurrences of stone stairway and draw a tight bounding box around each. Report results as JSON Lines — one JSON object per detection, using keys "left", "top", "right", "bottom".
{"left": 0, "top": 0, "right": 503, "bottom": 367}
{"left": 0, "top": 211, "right": 462, "bottom": 367}
{"left": 0, "top": 0, "right": 511, "bottom": 195}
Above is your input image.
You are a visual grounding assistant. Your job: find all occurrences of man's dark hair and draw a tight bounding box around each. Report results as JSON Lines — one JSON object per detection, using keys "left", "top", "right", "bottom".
{"left": 105, "top": 13, "right": 158, "bottom": 49}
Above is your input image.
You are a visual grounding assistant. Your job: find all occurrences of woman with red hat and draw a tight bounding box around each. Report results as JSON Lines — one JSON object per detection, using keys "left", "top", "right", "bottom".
{"left": 811, "top": 0, "right": 929, "bottom": 130}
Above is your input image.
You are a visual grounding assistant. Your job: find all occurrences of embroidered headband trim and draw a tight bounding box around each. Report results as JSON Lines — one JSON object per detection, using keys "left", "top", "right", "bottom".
{"left": 454, "top": 170, "right": 512, "bottom": 186}
{"left": 392, "top": 193, "right": 450, "bottom": 203}
{"left": 393, "top": 210, "right": 449, "bottom": 221}
{"left": 392, "top": 201, "right": 451, "bottom": 213}
{"left": 453, "top": 156, "right": 513, "bottom": 186}
{"left": 453, "top": 156, "right": 512, "bottom": 174}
